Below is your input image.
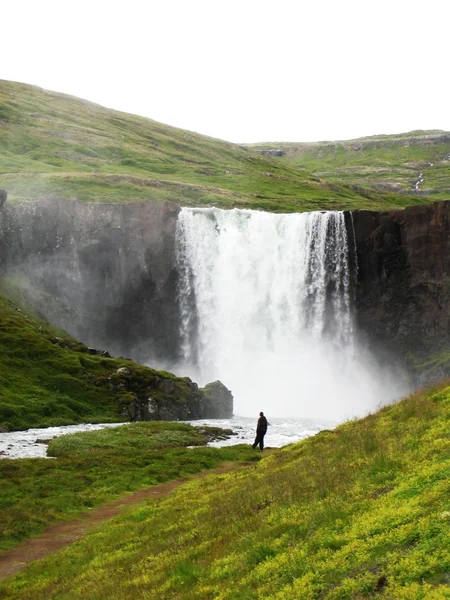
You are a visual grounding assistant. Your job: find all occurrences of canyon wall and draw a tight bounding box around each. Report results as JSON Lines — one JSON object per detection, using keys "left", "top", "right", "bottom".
{"left": 348, "top": 201, "right": 450, "bottom": 378}
{"left": 2, "top": 195, "right": 450, "bottom": 383}
{"left": 0, "top": 197, "right": 182, "bottom": 365}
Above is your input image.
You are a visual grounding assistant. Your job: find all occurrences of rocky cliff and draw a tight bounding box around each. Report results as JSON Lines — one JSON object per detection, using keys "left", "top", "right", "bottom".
{"left": 348, "top": 201, "right": 450, "bottom": 378}
{"left": 2, "top": 194, "right": 450, "bottom": 387}
{"left": 0, "top": 197, "right": 182, "bottom": 365}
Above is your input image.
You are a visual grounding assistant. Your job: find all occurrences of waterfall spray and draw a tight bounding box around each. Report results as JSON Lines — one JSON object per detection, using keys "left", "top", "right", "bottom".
{"left": 175, "top": 207, "right": 406, "bottom": 420}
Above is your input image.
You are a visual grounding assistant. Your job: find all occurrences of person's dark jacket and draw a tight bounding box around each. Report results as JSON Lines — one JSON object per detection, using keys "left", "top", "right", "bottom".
{"left": 257, "top": 416, "right": 268, "bottom": 435}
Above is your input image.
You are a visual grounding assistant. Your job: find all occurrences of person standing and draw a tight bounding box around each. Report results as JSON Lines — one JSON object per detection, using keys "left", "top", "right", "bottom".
{"left": 252, "top": 411, "right": 268, "bottom": 451}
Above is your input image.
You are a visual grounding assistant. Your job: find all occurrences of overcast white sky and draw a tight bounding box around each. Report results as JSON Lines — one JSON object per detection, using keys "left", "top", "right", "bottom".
{"left": 3, "top": 0, "right": 449, "bottom": 143}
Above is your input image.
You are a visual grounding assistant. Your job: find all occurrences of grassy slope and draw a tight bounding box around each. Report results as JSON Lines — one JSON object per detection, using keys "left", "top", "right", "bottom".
{"left": 0, "top": 422, "right": 258, "bottom": 554}
{"left": 0, "top": 80, "right": 434, "bottom": 213}
{"left": 0, "top": 294, "right": 200, "bottom": 431}
{"left": 249, "top": 131, "right": 450, "bottom": 201}
{"left": 1, "top": 382, "right": 449, "bottom": 599}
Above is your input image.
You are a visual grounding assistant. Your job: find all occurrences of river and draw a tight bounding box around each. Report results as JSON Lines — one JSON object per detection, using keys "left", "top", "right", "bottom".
{"left": 0, "top": 416, "right": 336, "bottom": 459}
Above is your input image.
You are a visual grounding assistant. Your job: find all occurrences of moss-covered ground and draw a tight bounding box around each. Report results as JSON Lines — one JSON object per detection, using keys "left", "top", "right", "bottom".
{"left": 1, "top": 382, "right": 449, "bottom": 598}
{"left": 0, "top": 421, "right": 258, "bottom": 555}
{"left": 0, "top": 80, "right": 437, "bottom": 213}
{"left": 0, "top": 293, "right": 200, "bottom": 431}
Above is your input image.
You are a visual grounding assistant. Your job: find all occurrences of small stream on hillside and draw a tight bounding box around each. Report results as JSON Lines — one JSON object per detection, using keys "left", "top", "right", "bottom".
{"left": 0, "top": 416, "right": 336, "bottom": 459}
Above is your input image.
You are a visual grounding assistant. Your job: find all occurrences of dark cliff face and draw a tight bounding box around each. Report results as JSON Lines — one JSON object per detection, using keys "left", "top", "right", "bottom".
{"left": 0, "top": 198, "right": 182, "bottom": 365}
{"left": 350, "top": 201, "right": 450, "bottom": 369}
{"left": 2, "top": 196, "right": 450, "bottom": 385}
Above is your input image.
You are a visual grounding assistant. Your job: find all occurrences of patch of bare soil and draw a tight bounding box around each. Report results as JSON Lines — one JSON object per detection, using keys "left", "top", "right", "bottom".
{"left": 0, "top": 462, "right": 253, "bottom": 581}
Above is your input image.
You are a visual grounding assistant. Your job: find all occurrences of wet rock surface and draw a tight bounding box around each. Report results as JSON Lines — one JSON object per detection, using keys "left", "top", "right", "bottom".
{"left": 0, "top": 197, "right": 181, "bottom": 365}
{"left": 350, "top": 200, "right": 450, "bottom": 377}
{"left": 2, "top": 196, "right": 450, "bottom": 388}
{"left": 200, "top": 380, "right": 234, "bottom": 418}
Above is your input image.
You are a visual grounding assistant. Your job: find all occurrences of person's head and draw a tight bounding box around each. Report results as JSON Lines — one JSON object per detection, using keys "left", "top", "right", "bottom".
{"left": 259, "top": 411, "right": 264, "bottom": 416}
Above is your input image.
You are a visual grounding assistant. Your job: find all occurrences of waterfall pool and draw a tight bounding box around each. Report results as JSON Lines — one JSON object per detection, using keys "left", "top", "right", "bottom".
{"left": 173, "top": 207, "right": 406, "bottom": 420}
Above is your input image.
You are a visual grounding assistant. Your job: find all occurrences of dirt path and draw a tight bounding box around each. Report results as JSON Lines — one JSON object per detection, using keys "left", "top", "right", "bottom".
{"left": 0, "top": 462, "right": 251, "bottom": 581}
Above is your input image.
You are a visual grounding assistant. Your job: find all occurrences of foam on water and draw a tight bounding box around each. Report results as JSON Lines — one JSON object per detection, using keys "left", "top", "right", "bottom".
{"left": 0, "top": 423, "right": 126, "bottom": 459}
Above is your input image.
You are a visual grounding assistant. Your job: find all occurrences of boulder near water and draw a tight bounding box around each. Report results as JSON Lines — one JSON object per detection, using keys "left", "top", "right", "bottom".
{"left": 200, "top": 381, "right": 233, "bottom": 419}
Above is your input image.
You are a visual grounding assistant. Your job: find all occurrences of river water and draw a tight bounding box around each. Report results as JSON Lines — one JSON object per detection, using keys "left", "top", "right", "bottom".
{"left": 0, "top": 416, "right": 336, "bottom": 460}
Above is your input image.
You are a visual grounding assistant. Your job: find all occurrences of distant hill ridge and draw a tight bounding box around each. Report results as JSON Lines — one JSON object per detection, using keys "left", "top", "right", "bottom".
{"left": 1, "top": 79, "right": 447, "bottom": 212}
{"left": 248, "top": 130, "right": 450, "bottom": 199}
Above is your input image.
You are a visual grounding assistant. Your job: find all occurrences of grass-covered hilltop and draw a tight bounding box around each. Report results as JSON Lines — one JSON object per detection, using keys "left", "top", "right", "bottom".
{"left": 248, "top": 131, "right": 450, "bottom": 201}
{"left": 1, "top": 79, "right": 447, "bottom": 212}
{"left": 1, "top": 382, "right": 450, "bottom": 598}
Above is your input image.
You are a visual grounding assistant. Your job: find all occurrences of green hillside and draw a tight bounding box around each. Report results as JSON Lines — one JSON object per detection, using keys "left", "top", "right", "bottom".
{"left": 0, "top": 422, "right": 257, "bottom": 556}
{"left": 1, "top": 382, "right": 449, "bottom": 598}
{"left": 249, "top": 131, "right": 450, "bottom": 201}
{"left": 0, "top": 294, "right": 202, "bottom": 431}
{"left": 0, "top": 80, "right": 436, "bottom": 213}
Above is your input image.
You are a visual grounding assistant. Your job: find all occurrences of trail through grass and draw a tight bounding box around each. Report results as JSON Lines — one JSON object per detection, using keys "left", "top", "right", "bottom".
{"left": 0, "top": 461, "right": 250, "bottom": 582}
{"left": 1, "top": 383, "right": 450, "bottom": 598}
{"left": 0, "top": 421, "right": 259, "bottom": 555}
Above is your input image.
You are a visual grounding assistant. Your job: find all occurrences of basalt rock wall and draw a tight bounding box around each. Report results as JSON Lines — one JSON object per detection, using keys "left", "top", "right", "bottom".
{"left": 348, "top": 201, "right": 450, "bottom": 370}
{"left": 2, "top": 196, "right": 450, "bottom": 382}
{"left": 0, "top": 197, "right": 182, "bottom": 365}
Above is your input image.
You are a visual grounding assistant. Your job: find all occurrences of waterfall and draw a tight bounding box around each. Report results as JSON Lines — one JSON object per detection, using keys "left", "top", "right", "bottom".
{"left": 175, "top": 207, "right": 403, "bottom": 420}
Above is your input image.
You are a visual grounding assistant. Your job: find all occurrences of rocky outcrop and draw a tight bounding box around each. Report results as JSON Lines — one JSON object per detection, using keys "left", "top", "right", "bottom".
{"left": 110, "top": 367, "right": 233, "bottom": 422}
{"left": 116, "top": 369, "right": 206, "bottom": 422}
{"left": 255, "top": 149, "right": 286, "bottom": 157}
{"left": 199, "top": 381, "right": 234, "bottom": 419}
{"left": 349, "top": 201, "right": 450, "bottom": 374}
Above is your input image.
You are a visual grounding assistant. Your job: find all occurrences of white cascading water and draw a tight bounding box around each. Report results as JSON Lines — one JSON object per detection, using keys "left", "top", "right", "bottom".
{"left": 175, "top": 207, "right": 406, "bottom": 421}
